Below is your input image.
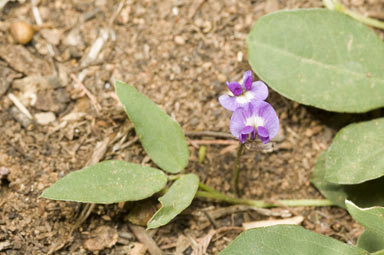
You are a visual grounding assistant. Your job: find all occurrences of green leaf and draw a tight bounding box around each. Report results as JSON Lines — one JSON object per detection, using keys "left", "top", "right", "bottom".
{"left": 358, "top": 230, "right": 384, "bottom": 253}
{"left": 247, "top": 9, "right": 384, "bottom": 113}
{"left": 147, "top": 173, "right": 199, "bottom": 229}
{"left": 115, "top": 81, "right": 189, "bottom": 173}
{"left": 41, "top": 160, "right": 167, "bottom": 204}
{"left": 325, "top": 118, "right": 384, "bottom": 184}
{"left": 346, "top": 201, "right": 384, "bottom": 245}
{"left": 311, "top": 153, "right": 346, "bottom": 207}
{"left": 220, "top": 225, "right": 367, "bottom": 255}
{"left": 312, "top": 152, "right": 384, "bottom": 208}
{"left": 198, "top": 145, "right": 207, "bottom": 164}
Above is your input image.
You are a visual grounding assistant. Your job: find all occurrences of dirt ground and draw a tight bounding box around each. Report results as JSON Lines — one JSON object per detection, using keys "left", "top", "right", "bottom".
{"left": 1, "top": 0, "right": 383, "bottom": 254}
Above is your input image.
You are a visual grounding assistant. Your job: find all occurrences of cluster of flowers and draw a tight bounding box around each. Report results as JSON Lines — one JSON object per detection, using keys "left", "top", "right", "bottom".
{"left": 219, "top": 70, "right": 279, "bottom": 144}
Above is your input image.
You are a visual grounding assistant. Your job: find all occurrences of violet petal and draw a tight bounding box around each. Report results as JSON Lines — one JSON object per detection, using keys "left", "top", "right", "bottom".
{"left": 230, "top": 107, "right": 248, "bottom": 139}
{"left": 226, "top": 81, "right": 242, "bottom": 96}
{"left": 253, "top": 101, "right": 279, "bottom": 139}
{"left": 257, "top": 126, "right": 270, "bottom": 144}
{"left": 243, "top": 70, "right": 253, "bottom": 91}
{"left": 239, "top": 126, "right": 254, "bottom": 143}
{"left": 248, "top": 81, "right": 268, "bottom": 101}
{"left": 251, "top": 129, "right": 257, "bottom": 140}
{"left": 239, "top": 134, "right": 247, "bottom": 143}
{"left": 219, "top": 94, "right": 241, "bottom": 111}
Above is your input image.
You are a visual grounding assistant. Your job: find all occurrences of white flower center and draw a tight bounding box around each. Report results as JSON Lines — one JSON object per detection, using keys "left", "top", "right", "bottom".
{"left": 226, "top": 90, "right": 234, "bottom": 97}
{"left": 235, "top": 91, "right": 254, "bottom": 104}
{"left": 245, "top": 115, "right": 264, "bottom": 128}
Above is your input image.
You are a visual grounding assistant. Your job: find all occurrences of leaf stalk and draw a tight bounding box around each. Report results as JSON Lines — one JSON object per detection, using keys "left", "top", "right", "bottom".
{"left": 197, "top": 183, "right": 334, "bottom": 208}
{"left": 232, "top": 142, "right": 244, "bottom": 196}
{"left": 323, "top": 0, "right": 384, "bottom": 30}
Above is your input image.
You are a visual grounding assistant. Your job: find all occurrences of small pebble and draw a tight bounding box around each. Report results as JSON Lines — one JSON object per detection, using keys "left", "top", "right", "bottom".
{"left": 217, "top": 74, "right": 227, "bottom": 83}
{"left": 172, "top": 7, "right": 179, "bottom": 16}
{"left": 172, "top": 64, "right": 181, "bottom": 74}
{"left": 10, "top": 106, "right": 33, "bottom": 129}
{"left": 0, "top": 166, "right": 9, "bottom": 178}
{"left": 237, "top": 51, "right": 243, "bottom": 62}
{"left": 10, "top": 21, "right": 35, "bottom": 45}
{"left": 0, "top": 240, "right": 11, "bottom": 251}
{"left": 194, "top": 18, "right": 203, "bottom": 27}
{"left": 40, "top": 29, "right": 61, "bottom": 45}
{"left": 37, "top": 183, "right": 45, "bottom": 190}
{"left": 83, "top": 226, "right": 118, "bottom": 252}
{"left": 202, "top": 20, "right": 212, "bottom": 33}
{"left": 174, "top": 35, "right": 185, "bottom": 45}
{"left": 117, "top": 6, "right": 131, "bottom": 24}
{"left": 35, "top": 112, "right": 56, "bottom": 125}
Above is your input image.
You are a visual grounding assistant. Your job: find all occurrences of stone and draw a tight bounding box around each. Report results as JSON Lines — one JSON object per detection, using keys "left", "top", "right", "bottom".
{"left": 0, "top": 62, "right": 21, "bottom": 97}
{"left": 0, "top": 45, "right": 52, "bottom": 75}
{"left": 34, "top": 112, "right": 56, "bottom": 125}
{"left": 174, "top": 35, "right": 185, "bottom": 45}
{"left": 9, "top": 106, "right": 33, "bottom": 129}
{"left": 40, "top": 29, "right": 61, "bottom": 45}
{"left": 63, "top": 28, "right": 84, "bottom": 49}
{"left": 83, "top": 226, "right": 118, "bottom": 252}
{"left": 35, "top": 88, "right": 70, "bottom": 114}
{"left": 0, "top": 240, "right": 11, "bottom": 251}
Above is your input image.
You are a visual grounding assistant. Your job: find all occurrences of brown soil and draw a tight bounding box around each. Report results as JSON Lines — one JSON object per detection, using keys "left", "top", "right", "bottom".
{"left": 0, "top": 0, "right": 382, "bottom": 254}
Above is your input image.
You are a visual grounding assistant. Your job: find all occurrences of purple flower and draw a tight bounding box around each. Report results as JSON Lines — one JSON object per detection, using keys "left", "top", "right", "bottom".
{"left": 219, "top": 70, "right": 268, "bottom": 111}
{"left": 230, "top": 101, "right": 279, "bottom": 144}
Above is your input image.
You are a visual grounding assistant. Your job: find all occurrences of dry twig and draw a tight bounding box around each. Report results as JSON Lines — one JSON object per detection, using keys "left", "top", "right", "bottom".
{"left": 128, "top": 223, "right": 165, "bottom": 255}
{"left": 243, "top": 215, "right": 304, "bottom": 230}
{"left": 8, "top": 93, "right": 33, "bottom": 119}
{"left": 185, "top": 130, "right": 234, "bottom": 139}
{"left": 70, "top": 74, "right": 101, "bottom": 113}
{"left": 188, "top": 0, "right": 206, "bottom": 19}
{"left": 188, "top": 139, "right": 237, "bottom": 145}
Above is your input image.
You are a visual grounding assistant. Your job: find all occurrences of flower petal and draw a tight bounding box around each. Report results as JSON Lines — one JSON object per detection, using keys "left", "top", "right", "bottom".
{"left": 257, "top": 126, "right": 270, "bottom": 144}
{"left": 230, "top": 107, "right": 248, "bottom": 139}
{"left": 219, "top": 94, "right": 241, "bottom": 111}
{"left": 239, "top": 126, "right": 254, "bottom": 143}
{"left": 243, "top": 70, "right": 253, "bottom": 91}
{"left": 226, "top": 81, "right": 242, "bottom": 96}
{"left": 253, "top": 101, "right": 279, "bottom": 139}
{"left": 251, "top": 129, "right": 257, "bottom": 140}
{"left": 249, "top": 81, "right": 268, "bottom": 101}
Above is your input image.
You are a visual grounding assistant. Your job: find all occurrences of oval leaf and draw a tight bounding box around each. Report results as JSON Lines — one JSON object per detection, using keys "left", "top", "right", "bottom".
{"left": 247, "top": 9, "right": 384, "bottom": 113}
{"left": 115, "top": 81, "right": 189, "bottom": 173}
{"left": 358, "top": 230, "right": 384, "bottom": 253}
{"left": 346, "top": 201, "right": 384, "bottom": 240}
{"left": 312, "top": 152, "right": 384, "bottom": 208}
{"left": 311, "top": 152, "right": 347, "bottom": 207}
{"left": 220, "top": 225, "right": 367, "bottom": 255}
{"left": 325, "top": 118, "right": 384, "bottom": 184}
{"left": 147, "top": 173, "right": 199, "bottom": 229}
{"left": 41, "top": 160, "right": 167, "bottom": 204}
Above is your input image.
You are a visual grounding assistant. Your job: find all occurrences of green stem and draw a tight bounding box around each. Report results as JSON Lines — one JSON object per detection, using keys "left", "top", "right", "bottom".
{"left": 372, "top": 251, "right": 384, "bottom": 255}
{"left": 343, "top": 9, "right": 384, "bottom": 30}
{"left": 323, "top": 0, "right": 384, "bottom": 30}
{"left": 167, "top": 174, "right": 183, "bottom": 181}
{"left": 232, "top": 142, "right": 244, "bottom": 196}
{"left": 196, "top": 182, "right": 334, "bottom": 208}
{"left": 199, "top": 182, "right": 221, "bottom": 194}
